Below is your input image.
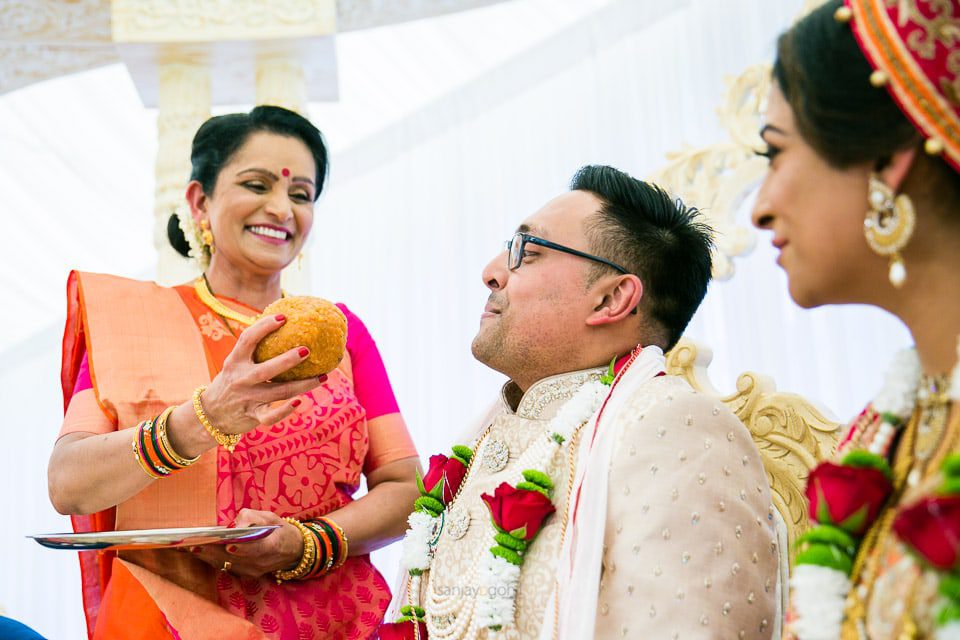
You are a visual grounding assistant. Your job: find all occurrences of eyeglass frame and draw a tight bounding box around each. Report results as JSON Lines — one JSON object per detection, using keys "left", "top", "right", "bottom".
{"left": 504, "top": 231, "right": 630, "bottom": 274}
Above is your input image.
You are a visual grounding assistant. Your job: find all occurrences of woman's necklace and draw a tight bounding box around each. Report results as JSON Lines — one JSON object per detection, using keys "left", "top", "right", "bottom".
{"left": 194, "top": 275, "right": 284, "bottom": 327}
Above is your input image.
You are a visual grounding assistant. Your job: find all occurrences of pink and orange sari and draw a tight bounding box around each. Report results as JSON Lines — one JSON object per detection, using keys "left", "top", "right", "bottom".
{"left": 60, "top": 271, "right": 417, "bottom": 640}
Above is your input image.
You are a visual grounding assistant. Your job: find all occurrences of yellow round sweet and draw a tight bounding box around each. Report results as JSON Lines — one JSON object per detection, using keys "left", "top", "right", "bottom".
{"left": 254, "top": 297, "right": 347, "bottom": 381}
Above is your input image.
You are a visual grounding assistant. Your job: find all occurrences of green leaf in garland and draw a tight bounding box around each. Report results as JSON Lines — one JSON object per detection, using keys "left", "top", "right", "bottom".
{"left": 414, "top": 495, "right": 445, "bottom": 516}
{"left": 489, "top": 625, "right": 503, "bottom": 632}
{"left": 508, "top": 526, "right": 528, "bottom": 540}
{"left": 939, "top": 573, "right": 960, "bottom": 601}
{"left": 938, "top": 599, "right": 960, "bottom": 627}
{"left": 944, "top": 454, "right": 960, "bottom": 480}
{"left": 795, "top": 542, "right": 854, "bottom": 575}
{"left": 415, "top": 470, "right": 427, "bottom": 497}
{"left": 400, "top": 605, "right": 426, "bottom": 619}
{"left": 409, "top": 568, "right": 423, "bottom": 576}
{"left": 451, "top": 445, "right": 474, "bottom": 464}
{"left": 599, "top": 356, "right": 617, "bottom": 386}
{"left": 522, "top": 469, "right": 553, "bottom": 491}
{"left": 838, "top": 505, "right": 869, "bottom": 535}
{"left": 491, "top": 545, "right": 523, "bottom": 566}
{"left": 796, "top": 524, "right": 857, "bottom": 556}
{"left": 840, "top": 450, "right": 893, "bottom": 481}
{"left": 516, "top": 481, "right": 550, "bottom": 497}
{"left": 494, "top": 532, "right": 528, "bottom": 552}
{"left": 551, "top": 432, "right": 565, "bottom": 445}
{"left": 879, "top": 412, "right": 902, "bottom": 427}
{"left": 941, "top": 477, "right": 960, "bottom": 496}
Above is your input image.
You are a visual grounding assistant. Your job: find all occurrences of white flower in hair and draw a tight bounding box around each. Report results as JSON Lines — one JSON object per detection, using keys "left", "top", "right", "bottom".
{"left": 176, "top": 206, "right": 209, "bottom": 269}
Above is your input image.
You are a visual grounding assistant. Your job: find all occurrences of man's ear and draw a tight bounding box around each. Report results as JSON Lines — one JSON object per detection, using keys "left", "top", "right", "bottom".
{"left": 585, "top": 274, "right": 643, "bottom": 326}
{"left": 185, "top": 180, "right": 208, "bottom": 224}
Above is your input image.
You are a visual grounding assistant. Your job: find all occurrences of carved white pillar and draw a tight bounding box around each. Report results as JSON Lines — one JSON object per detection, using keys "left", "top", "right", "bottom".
{"left": 155, "top": 61, "right": 210, "bottom": 285}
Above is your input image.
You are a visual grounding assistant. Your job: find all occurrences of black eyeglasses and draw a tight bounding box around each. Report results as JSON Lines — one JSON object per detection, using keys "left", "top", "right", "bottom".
{"left": 505, "top": 232, "right": 630, "bottom": 274}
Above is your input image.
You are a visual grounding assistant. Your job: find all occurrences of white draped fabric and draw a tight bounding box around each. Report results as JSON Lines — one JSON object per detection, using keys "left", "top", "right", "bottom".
{"left": 0, "top": 0, "right": 911, "bottom": 637}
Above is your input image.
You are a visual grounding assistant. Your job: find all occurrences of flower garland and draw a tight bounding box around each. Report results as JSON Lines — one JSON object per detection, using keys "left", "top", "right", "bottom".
{"left": 383, "top": 360, "right": 615, "bottom": 639}
{"left": 894, "top": 454, "right": 960, "bottom": 639}
{"left": 790, "top": 342, "right": 960, "bottom": 639}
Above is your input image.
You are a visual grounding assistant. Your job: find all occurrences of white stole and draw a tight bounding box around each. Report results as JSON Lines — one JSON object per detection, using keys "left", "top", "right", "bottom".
{"left": 539, "top": 345, "right": 666, "bottom": 640}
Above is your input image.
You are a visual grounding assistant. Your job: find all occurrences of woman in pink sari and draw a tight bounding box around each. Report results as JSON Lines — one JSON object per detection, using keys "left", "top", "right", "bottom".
{"left": 48, "top": 105, "right": 420, "bottom": 640}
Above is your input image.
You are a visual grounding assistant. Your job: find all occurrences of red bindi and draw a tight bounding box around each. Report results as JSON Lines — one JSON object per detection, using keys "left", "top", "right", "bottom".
{"left": 281, "top": 168, "right": 290, "bottom": 177}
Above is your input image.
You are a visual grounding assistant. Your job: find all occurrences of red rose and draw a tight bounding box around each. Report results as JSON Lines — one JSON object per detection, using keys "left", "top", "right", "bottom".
{"left": 379, "top": 620, "right": 428, "bottom": 640}
{"left": 481, "top": 482, "right": 556, "bottom": 541}
{"left": 421, "top": 454, "right": 467, "bottom": 504}
{"left": 894, "top": 496, "right": 960, "bottom": 571}
{"left": 806, "top": 462, "right": 892, "bottom": 535}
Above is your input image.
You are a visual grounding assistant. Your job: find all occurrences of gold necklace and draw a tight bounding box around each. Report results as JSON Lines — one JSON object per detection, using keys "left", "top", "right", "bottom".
{"left": 194, "top": 276, "right": 285, "bottom": 326}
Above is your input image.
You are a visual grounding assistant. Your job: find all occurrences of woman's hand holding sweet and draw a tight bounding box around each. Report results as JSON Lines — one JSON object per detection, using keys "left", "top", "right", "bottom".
{"left": 188, "top": 508, "right": 304, "bottom": 578}
{"left": 201, "top": 314, "right": 324, "bottom": 437}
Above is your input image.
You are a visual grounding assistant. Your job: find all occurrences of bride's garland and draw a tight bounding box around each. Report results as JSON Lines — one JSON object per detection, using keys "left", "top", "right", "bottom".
{"left": 790, "top": 342, "right": 960, "bottom": 639}
{"left": 381, "top": 362, "right": 617, "bottom": 639}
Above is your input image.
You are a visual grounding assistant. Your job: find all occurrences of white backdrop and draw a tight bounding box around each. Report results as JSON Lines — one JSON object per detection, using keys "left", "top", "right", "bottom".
{"left": 0, "top": 0, "right": 911, "bottom": 637}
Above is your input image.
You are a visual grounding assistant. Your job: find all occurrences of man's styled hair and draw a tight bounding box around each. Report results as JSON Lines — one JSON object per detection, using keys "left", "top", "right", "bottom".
{"left": 571, "top": 165, "right": 714, "bottom": 351}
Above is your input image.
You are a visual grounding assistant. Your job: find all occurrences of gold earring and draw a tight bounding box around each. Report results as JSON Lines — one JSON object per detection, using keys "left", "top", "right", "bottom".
{"left": 864, "top": 174, "right": 915, "bottom": 288}
{"left": 297, "top": 252, "right": 304, "bottom": 271}
{"left": 199, "top": 219, "right": 216, "bottom": 255}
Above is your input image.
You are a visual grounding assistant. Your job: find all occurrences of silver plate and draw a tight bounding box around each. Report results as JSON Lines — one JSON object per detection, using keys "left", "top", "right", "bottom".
{"left": 28, "top": 525, "right": 279, "bottom": 551}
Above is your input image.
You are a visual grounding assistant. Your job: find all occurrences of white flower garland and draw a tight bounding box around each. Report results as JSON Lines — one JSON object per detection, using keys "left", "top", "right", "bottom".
{"left": 792, "top": 339, "right": 960, "bottom": 638}
{"left": 476, "top": 554, "right": 521, "bottom": 629}
{"left": 940, "top": 622, "right": 960, "bottom": 640}
{"left": 400, "top": 510, "right": 437, "bottom": 575}
{"left": 397, "top": 378, "right": 608, "bottom": 632}
{"left": 789, "top": 564, "right": 852, "bottom": 640}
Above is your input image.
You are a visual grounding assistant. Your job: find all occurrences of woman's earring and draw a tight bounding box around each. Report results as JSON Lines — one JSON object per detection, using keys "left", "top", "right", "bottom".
{"left": 199, "top": 219, "right": 216, "bottom": 255}
{"left": 864, "top": 174, "right": 915, "bottom": 288}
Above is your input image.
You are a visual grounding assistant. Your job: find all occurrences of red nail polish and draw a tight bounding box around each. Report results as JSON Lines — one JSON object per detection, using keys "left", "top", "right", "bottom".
{"left": 318, "top": 374, "right": 328, "bottom": 383}
{"left": 275, "top": 314, "right": 286, "bottom": 322}
{"left": 292, "top": 398, "right": 302, "bottom": 408}
{"left": 190, "top": 546, "right": 201, "bottom": 554}
{"left": 298, "top": 347, "right": 309, "bottom": 358}
{"left": 226, "top": 545, "right": 239, "bottom": 554}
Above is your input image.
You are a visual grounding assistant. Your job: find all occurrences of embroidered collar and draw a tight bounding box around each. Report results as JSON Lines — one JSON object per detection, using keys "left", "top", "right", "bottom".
{"left": 500, "top": 367, "right": 605, "bottom": 420}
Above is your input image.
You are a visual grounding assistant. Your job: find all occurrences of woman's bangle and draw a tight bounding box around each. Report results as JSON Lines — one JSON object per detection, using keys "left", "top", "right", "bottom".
{"left": 192, "top": 385, "right": 242, "bottom": 452}
{"left": 316, "top": 517, "right": 349, "bottom": 568}
{"left": 155, "top": 406, "right": 200, "bottom": 467}
{"left": 132, "top": 407, "right": 202, "bottom": 479}
{"left": 132, "top": 419, "right": 167, "bottom": 479}
{"left": 274, "top": 517, "right": 318, "bottom": 583}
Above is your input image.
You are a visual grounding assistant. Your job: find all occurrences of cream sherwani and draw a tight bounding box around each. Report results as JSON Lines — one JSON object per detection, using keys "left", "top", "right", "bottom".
{"left": 417, "top": 367, "right": 780, "bottom": 639}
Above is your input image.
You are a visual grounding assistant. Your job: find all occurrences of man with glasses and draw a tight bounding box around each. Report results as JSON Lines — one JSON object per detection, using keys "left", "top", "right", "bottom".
{"left": 398, "top": 165, "right": 779, "bottom": 639}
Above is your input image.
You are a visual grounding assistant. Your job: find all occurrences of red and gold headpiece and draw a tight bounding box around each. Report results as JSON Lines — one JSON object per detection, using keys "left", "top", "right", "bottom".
{"left": 839, "top": 0, "right": 960, "bottom": 172}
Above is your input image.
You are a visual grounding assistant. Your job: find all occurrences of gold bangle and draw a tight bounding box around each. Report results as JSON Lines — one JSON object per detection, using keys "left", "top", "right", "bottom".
{"left": 191, "top": 386, "right": 242, "bottom": 452}
{"left": 274, "top": 517, "right": 317, "bottom": 583}
{"left": 156, "top": 406, "right": 200, "bottom": 467}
